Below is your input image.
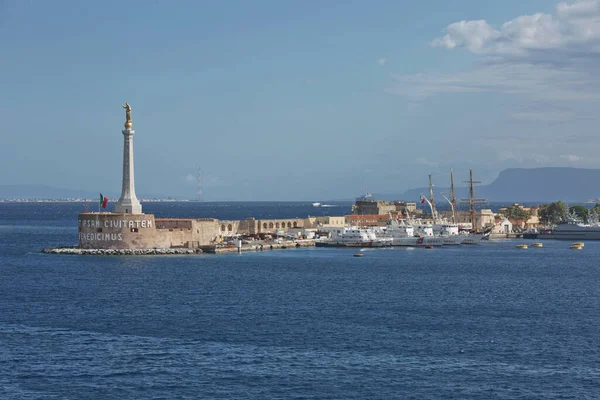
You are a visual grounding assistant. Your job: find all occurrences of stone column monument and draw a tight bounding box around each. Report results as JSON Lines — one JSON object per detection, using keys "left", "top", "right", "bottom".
{"left": 115, "top": 102, "right": 142, "bottom": 214}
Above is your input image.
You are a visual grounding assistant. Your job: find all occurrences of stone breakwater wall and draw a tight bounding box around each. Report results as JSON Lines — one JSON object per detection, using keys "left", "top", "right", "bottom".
{"left": 42, "top": 247, "right": 200, "bottom": 256}
{"left": 43, "top": 239, "right": 316, "bottom": 256}
{"left": 202, "top": 240, "right": 316, "bottom": 254}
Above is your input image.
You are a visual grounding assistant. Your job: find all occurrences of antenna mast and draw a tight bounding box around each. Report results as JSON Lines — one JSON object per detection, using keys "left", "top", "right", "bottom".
{"left": 196, "top": 167, "right": 203, "bottom": 202}
{"left": 450, "top": 169, "right": 457, "bottom": 224}
{"left": 460, "top": 169, "right": 486, "bottom": 231}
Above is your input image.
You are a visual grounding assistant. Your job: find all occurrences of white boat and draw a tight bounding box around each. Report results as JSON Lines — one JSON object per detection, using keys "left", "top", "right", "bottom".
{"left": 317, "top": 226, "right": 391, "bottom": 247}
{"left": 411, "top": 220, "right": 446, "bottom": 246}
{"left": 432, "top": 222, "right": 465, "bottom": 245}
{"left": 459, "top": 230, "right": 488, "bottom": 244}
{"left": 312, "top": 202, "right": 321, "bottom": 207}
{"left": 417, "top": 188, "right": 458, "bottom": 245}
{"left": 384, "top": 219, "right": 441, "bottom": 246}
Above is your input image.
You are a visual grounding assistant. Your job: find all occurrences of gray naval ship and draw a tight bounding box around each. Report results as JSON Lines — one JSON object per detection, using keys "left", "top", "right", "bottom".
{"left": 534, "top": 215, "right": 600, "bottom": 240}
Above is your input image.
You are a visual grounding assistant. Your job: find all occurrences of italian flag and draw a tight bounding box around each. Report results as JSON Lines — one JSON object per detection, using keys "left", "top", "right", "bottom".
{"left": 100, "top": 193, "right": 109, "bottom": 209}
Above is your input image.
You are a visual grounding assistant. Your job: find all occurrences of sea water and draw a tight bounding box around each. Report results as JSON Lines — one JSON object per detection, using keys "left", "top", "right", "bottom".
{"left": 1, "top": 202, "right": 599, "bottom": 399}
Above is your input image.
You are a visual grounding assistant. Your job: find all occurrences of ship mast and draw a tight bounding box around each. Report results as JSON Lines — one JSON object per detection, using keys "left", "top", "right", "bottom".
{"left": 450, "top": 169, "right": 457, "bottom": 224}
{"left": 460, "top": 169, "right": 486, "bottom": 231}
{"left": 428, "top": 174, "right": 437, "bottom": 221}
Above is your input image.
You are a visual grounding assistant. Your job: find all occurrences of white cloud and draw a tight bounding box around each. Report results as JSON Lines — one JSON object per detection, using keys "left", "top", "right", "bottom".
{"left": 416, "top": 157, "right": 438, "bottom": 167}
{"left": 431, "top": 20, "right": 500, "bottom": 54}
{"left": 387, "top": 62, "right": 600, "bottom": 103}
{"left": 431, "top": 0, "right": 600, "bottom": 60}
{"left": 377, "top": 57, "right": 387, "bottom": 65}
{"left": 560, "top": 154, "right": 584, "bottom": 162}
{"left": 509, "top": 110, "right": 576, "bottom": 121}
{"left": 388, "top": 0, "right": 600, "bottom": 124}
{"left": 385, "top": 1, "right": 600, "bottom": 168}
{"left": 497, "top": 151, "right": 552, "bottom": 164}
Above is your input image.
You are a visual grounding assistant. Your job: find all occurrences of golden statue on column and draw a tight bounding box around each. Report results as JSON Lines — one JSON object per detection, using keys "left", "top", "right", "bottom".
{"left": 122, "top": 102, "right": 132, "bottom": 129}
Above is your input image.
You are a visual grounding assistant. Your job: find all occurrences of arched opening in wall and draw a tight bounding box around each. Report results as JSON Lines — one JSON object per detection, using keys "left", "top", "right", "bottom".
{"left": 263, "top": 223, "right": 267, "bottom": 229}
{"left": 221, "top": 224, "right": 226, "bottom": 231}
{"left": 269, "top": 222, "right": 274, "bottom": 228}
{"left": 293, "top": 222, "right": 297, "bottom": 227}
{"left": 276, "top": 223, "right": 280, "bottom": 228}
{"left": 227, "top": 224, "right": 233, "bottom": 231}
{"left": 287, "top": 222, "right": 292, "bottom": 228}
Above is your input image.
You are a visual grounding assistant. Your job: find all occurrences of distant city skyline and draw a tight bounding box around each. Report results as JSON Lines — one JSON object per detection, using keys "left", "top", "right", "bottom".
{"left": 1, "top": 0, "right": 599, "bottom": 200}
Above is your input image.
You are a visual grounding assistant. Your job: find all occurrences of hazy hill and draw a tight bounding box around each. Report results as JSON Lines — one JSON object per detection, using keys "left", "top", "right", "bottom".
{"left": 479, "top": 167, "right": 600, "bottom": 202}
{"left": 0, "top": 185, "right": 166, "bottom": 200}
{"left": 395, "top": 168, "right": 600, "bottom": 203}
{"left": 0, "top": 185, "right": 101, "bottom": 199}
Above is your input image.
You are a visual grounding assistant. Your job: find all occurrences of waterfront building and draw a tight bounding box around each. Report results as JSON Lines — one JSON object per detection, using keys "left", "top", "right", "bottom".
{"left": 304, "top": 216, "right": 346, "bottom": 229}
{"left": 351, "top": 199, "right": 418, "bottom": 216}
{"left": 345, "top": 214, "right": 392, "bottom": 227}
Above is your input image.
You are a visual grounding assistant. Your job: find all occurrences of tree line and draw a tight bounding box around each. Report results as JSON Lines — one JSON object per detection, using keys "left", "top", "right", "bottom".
{"left": 499, "top": 202, "right": 600, "bottom": 225}
{"left": 538, "top": 201, "right": 600, "bottom": 225}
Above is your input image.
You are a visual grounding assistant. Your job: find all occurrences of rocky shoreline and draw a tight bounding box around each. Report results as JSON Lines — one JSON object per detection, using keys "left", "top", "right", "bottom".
{"left": 41, "top": 247, "right": 200, "bottom": 256}
{"left": 41, "top": 240, "right": 316, "bottom": 256}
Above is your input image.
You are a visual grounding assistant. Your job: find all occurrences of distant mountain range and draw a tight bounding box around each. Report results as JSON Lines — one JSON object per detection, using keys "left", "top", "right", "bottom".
{"left": 381, "top": 167, "right": 600, "bottom": 203}
{"left": 0, "top": 185, "right": 101, "bottom": 200}
{"left": 0, "top": 185, "right": 167, "bottom": 200}
{"left": 3, "top": 168, "right": 600, "bottom": 202}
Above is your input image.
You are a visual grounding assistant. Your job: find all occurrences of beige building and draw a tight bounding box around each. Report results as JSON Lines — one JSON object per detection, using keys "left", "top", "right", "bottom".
{"left": 436, "top": 209, "right": 495, "bottom": 230}
{"left": 352, "top": 199, "right": 418, "bottom": 216}
{"left": 304, "top": 216, "right": 346, "bottom": 228}
{"left": 497, "top": 204, "right": 541, "bottom": 230}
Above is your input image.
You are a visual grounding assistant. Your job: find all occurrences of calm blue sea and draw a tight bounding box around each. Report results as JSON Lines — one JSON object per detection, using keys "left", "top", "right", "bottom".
{"left": 1, "top": 202, "right": 600, "bottom": 399}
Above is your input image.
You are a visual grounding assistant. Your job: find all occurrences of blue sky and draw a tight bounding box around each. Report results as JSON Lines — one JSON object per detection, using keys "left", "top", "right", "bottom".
{"left": 1, "top": 0, "right": 598, "bottom": 200}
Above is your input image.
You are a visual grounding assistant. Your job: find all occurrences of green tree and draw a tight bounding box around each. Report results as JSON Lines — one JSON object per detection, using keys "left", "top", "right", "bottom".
{"left": 569, "top": 205, "right": 589, "bottom": 223}
{"left": 538, "top": 201, "right": 568, "bottom": 225}
{"left": 502, "top": 205, "right": 531, "bottom": 221}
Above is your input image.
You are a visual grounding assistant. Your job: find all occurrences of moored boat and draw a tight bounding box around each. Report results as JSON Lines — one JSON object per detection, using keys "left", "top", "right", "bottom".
{"left": 537, "top": 218, "right": 600, "bottom": 240}
{"left": 316, "top": 226, "right": 391, "bottom": 247}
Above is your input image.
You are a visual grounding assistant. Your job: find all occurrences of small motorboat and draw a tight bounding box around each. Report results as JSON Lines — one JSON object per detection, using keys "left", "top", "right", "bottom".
{"left": 573, "top": 242, "right": 584, "bottom": 248}
{"left": 353, "top": 253, "right": 364, "bottom": 257}
{"left": 425, "top": 245, "right": 434, "bottom": 249}
{"left": 531, "top": 242, "right": 543, "bottom": 248}
{"left": 570, "top": 244, "right": 583, "bottom": 250}
{"left": 516, "top": 244, "right": 528, "bottom": 249}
